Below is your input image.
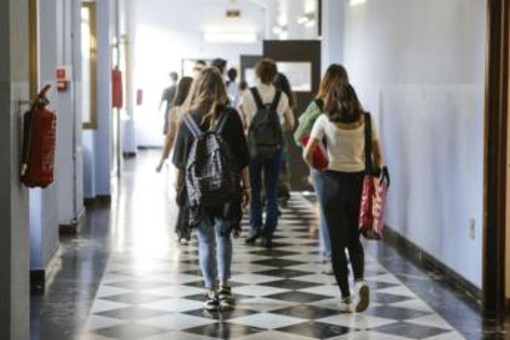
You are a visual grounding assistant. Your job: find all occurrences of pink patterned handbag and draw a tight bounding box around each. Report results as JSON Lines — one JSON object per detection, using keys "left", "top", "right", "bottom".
{"left": 358, "top": 114, "right": 390, "bottom": 240}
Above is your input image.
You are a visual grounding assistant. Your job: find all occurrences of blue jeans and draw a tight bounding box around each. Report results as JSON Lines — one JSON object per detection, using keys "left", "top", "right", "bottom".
{"left": 311, "top": 169, "right": 331, "bottom": 260}
{"left": 249, "top": 150, "right": 283, "bottom": 238}
{"left": 196, "top": 218, "right": 233, "bottom": 289}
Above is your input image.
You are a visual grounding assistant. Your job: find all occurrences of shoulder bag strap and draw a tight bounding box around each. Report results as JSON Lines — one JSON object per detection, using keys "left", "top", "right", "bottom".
{"left": 364, "top": 113, "right": 374, "bottom": 174}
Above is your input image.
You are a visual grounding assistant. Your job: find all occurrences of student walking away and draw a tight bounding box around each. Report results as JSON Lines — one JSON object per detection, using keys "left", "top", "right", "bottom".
{"left": 274, "top": 72, "right": 297, "bottom": 205}
{"left": 211, "top": 58, "right": 227, "bottom": 80}
{"left": 156, "top": 76, "right": 194, "bottom": 173}
{"left": 156, "top": 76, "right": 194, "bottom": 242}
{"left": 303, "top": 83, "right": 383, "bottom": 313}
{"left": 294, "top": 64, "right": 349, "bottom": 274}
{"left": 159, "top": 71, "right": 179, "bottom": 134}
{"left": 172, "top": 67, "right": 251, "bottom": 311}
{"left": 240, "top": 59, "right": 295, "bottom": 248}
{"left": 193, "top": 60, "right": 207, "bottom": 77}
{"left": 226, "top": 68, "right": 241, "bottom": 108}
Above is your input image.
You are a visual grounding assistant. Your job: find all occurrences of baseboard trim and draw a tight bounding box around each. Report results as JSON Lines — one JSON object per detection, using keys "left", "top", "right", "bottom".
{"left": 123, "top": 151, "right": 136, "bottom": 158}
{"left": 30, "top": 245, "right": 63, "bottom": 294}
{"left": 84, "top": 195, "right": 112, "bottom": 207}
{"left": 59, "top": 208, "right": 86, "bottom": 235}
{"left": 383, "top": 226, "right": 482, "bottom": 305}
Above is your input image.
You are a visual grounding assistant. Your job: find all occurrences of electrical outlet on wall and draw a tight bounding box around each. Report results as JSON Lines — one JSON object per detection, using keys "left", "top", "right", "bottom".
{"left": 469, "top": 218, "right": 476, "bottom": 239}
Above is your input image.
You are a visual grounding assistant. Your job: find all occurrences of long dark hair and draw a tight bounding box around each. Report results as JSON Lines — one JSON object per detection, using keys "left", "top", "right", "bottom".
{"left": 172, "top": 76, "right": 193, "bottom": 106}
{"left": 324, "top": 84, "right": 363, "bottom": 123}
{"left": 274, "top": 72, "right": 296, "bottom": 109}
{"left": 316, "top": 64, "right": 349, "bottom": 101}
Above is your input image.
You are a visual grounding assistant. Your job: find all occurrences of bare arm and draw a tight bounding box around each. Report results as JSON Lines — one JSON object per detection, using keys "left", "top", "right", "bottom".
{"left": 283, "top": 107, "right": 295, "bottom": 132}
{"left": 240, "top": 166, "right": 250, "bottom": 208}
{"left": 239, "top": 104, "right": 249, "bottom": 132}
{"left": 302, "top": 137, "right": 320, "bottom": 168}
{"left": 156, "top": 107, "right": 178, "bottom": 172}
{"left": 373, "top": 139, "right": 384, "bottom": 169}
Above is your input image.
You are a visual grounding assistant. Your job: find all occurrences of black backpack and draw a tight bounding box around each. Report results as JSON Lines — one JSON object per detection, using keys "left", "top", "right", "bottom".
{"left": 183, "top": 112, "right": 238, "bottom": 217}
{"left": 248, "top": 88, "right": 284, "bottom": 159}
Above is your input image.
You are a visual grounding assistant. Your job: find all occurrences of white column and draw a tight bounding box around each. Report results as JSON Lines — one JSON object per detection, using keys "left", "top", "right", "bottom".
{"left": 29, "top": 0, "right": 60, "bottom": 277}
{"left": 94, "top": 0, "right": 112, "bottom": 195}
{"left": 55, "top": 0, "right": 85, "bottom": 228}
{"left": 0, "top": 0, "right": 30, "bottom": 338}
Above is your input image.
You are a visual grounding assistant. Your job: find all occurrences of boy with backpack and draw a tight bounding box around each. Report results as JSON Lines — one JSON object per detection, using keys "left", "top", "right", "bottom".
{"left": 240, "top": 59, "right": 295, "bottom": 248}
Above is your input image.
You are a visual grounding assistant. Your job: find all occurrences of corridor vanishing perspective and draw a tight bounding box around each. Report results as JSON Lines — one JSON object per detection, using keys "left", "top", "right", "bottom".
{"left": 70, "top": 151, "right": 473, "bottom": 340}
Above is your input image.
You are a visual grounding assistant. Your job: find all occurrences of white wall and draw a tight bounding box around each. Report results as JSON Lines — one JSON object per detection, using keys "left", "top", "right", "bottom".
{"left": 341, "top": 0, "right": 486, "bottom": 287}
{"left": 131, "top": 0, "right": 265, "bottom": 146}
{"left": 29, "top": 0, "right": 61, "bottom": 273}
{"left": 0, "top": 0, "right": 30, "bottom": 337}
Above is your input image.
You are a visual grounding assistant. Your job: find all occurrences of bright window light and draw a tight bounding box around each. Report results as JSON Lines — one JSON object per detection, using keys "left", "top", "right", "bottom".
{"left": 350, "top": 0, "right": 367, "bottom": 6}
{"left": 203, "top": 32, "right": 258, "bottom": 44}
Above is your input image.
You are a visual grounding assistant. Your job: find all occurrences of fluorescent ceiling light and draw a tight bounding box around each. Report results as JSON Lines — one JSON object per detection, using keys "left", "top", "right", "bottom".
{"left": 350, "top": 0, "right": 367, "bottom": 6}
{"left": 203, "top": 32, "right": 257, "bottom": 44}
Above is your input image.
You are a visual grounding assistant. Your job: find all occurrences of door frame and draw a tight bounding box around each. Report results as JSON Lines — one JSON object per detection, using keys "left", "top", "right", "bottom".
{"left": 483, "top": 0, "right": 510, "bottom": 321}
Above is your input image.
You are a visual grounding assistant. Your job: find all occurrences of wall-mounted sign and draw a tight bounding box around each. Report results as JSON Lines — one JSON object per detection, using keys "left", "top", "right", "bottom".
{"left": 56, "top": 65, "right": 72, "bottom": 91}
{"left": 226, "top": 9, "right": 241, "bottom": 18}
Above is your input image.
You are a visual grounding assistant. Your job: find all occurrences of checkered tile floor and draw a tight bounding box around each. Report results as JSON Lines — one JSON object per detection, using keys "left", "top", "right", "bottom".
{"left": 80, "top": 195, "right": 465, "bottom": 340}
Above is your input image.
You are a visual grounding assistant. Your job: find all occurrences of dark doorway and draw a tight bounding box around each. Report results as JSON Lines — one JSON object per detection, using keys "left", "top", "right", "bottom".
{"left": 263, "top": 40, "right": 322, "bottom": 191}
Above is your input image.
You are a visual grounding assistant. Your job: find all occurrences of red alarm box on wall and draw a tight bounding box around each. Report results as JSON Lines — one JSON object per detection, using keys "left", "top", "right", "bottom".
{"left": 300, "top": 134, "right": 329, "bottom": 171}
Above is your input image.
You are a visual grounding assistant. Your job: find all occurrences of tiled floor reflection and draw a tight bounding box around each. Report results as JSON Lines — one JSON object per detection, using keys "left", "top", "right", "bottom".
{"left": 74, "top": 153, "right": 466, "bottom": 340}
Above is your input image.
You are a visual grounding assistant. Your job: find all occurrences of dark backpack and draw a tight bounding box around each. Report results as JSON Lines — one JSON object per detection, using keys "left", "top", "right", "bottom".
{"left": 183, "top": 112, "right": 238, "bottom": 216}
{"left": 248, "top": 88, "right": 283, "bottom": 159}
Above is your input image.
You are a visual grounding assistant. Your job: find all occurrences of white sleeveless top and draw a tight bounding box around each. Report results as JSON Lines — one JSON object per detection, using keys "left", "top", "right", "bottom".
{"left": 310, "top": 115, "right": 378, "bottom": 172}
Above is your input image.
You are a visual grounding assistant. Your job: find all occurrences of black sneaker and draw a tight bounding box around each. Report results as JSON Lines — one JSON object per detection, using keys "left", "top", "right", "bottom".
{"left": 217, "top": 286, "right": 235, "bottom": 310}
{"left": 245, "top": 227, "right": 262, "bottom": 244}
{"left": 260, "top": 236, "right": 273, "bottom": 249}
{"left": 203, "top": 292, "right": 219, "bottom": 311}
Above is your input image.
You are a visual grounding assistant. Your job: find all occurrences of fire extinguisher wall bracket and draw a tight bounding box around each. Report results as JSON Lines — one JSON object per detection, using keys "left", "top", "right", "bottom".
{"left": 20, "top": 84, "right": 57, "bottom": 188}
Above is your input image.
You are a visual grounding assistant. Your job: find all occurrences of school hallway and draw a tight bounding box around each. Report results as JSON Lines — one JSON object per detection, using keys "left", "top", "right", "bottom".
{"left": 30, "top": 150, "right": 484, "bottom": 340}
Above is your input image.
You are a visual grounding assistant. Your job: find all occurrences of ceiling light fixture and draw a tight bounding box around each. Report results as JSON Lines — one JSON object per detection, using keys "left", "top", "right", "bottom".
{"left": 349, "top": 0, "right": 367, "bottom": 7}
{"left": 297, "top": 13, "right": 315, "bottom": 26}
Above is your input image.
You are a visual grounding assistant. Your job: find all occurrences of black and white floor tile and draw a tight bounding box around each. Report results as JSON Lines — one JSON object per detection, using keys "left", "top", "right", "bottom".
{"left": 80, "top": 194, "right": 465, "bottom": 340}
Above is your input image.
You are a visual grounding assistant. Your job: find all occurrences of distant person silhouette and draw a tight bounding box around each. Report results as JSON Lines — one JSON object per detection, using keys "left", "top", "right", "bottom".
{"left": 160, "top": 71, "right": 179, "bottom": 134}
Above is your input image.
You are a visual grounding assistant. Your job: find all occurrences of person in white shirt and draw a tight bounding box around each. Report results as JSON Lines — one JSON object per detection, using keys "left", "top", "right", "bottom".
{"left": 303, "top": 83, "right": 383, "bottom": 314}
{"left": 226, "top": 68, "right": 241, "bottom": 108}
{"left": 240, "top": 58, "right": 294, "bottom": 248}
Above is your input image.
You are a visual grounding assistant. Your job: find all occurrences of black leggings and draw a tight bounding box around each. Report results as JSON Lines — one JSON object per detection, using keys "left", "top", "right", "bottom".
{"left": 323, "top": 171, "right": 365, "bottom": 298}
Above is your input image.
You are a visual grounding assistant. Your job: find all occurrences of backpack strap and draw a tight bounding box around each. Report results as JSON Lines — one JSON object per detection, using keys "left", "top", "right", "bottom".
{"left": 250, "top": 87, "right": 264, "bottom": 110}
{"left": 270, "top": 90, "right": 282, "bottom": 111}
{"left": 213, "top": 111, "right": 230, "bottom": 133}
{"left": 183, "top": 113, "right": 203, "bottom": 138}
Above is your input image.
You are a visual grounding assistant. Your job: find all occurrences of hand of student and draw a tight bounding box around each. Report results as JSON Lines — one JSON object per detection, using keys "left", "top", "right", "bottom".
{"left": 155, "top": 162, "right": 164, "bottom": 173}
{"left": 241, "top": 188, "right": 251, "bottom": 209}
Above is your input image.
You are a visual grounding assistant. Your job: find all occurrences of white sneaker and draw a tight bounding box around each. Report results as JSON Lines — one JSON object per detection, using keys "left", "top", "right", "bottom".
{"left": 354, "top": 281, "right": 370, "bottom": 312}
{"left": 321, "top": 260, "right": 333, "bottom": 275}
{"left": 339, "top": 296, "right": 353, "bottom": 313}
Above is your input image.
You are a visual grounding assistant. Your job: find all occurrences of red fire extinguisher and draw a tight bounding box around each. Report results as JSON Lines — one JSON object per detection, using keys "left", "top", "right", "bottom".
{"left": 21, "top": 84, "right": 57, "bottom": 188}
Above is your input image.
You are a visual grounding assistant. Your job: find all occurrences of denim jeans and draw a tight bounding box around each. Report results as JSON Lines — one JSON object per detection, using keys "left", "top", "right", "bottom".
{"left": 249, "top": 150, "right": 283, "bottom": 238}
{"left": 311, "top": 169, "right": 331, "bottom": 260}
{"left": 196, "top": 218, "right": 233, "bottom": 289}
